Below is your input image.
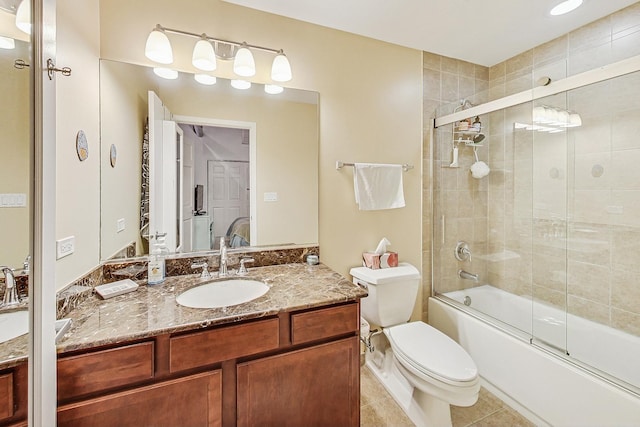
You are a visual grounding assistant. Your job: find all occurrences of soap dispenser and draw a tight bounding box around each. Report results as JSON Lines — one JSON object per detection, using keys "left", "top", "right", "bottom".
{"left": 148, "top": 236, "right": 167, "bottom": 285}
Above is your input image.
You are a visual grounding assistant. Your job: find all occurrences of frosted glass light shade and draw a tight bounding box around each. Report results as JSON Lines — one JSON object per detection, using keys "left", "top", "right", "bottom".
{"left": 231, "top": 79, "right": 251, "bottom": 90}
{"left": 15, "top": 0, "right": 31, "bottom": 35}
{"left": 0, "top": 36, "right": 15, "bottom": 50}
{"left": 567, "top": 113, "right": 582, "bottom": 127}
{"left": 192, "top": 38, "right": 217, "bottom": 71}
{"left": 145, "top": 28, "right": 173, "bottom": 64}
{"left": 233, "top": 46, "right": 255, "bottom": 77}
{"left": 264, "top": 84, "right": 283, "bottom": 95}
{"left": 271, "top": 52, "right": 292, "bottom": 82}
{"left": 194, "top": 74, "right": 217, "bottom": 85}
{"left": 153, "top": 67, "right": 178, "bottom": 80}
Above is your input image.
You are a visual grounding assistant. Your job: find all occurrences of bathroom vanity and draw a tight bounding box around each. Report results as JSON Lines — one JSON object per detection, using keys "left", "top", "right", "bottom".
{"left": 54, "top": 263, "right": 366, "bottom": 427}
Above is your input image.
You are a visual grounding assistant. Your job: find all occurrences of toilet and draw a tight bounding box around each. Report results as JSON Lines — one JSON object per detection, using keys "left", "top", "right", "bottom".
{"left": 352, "top": 263, "right": 479, "bottom": 427}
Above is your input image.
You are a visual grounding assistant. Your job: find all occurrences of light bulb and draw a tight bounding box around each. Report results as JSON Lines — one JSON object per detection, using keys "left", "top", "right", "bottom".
{"left": 271, "top": 51, "right": 292, "bottom": 82}
{"left": 231, "top": 79, "right": 251, "bottom": 90}
{"left": 192, "top": 37, "right": 217, "bottom": 71}
{"left": 194, "top": 74, "right": 217, "bottom": 85}
{"left": 0, "top": 36, "right": 15, "bottom": 50}
{"left": 264, "top": 84, "right": 283, "bottom": 94}
{"left": 153, "top": 67, "right": 178, "bottom": 80}
{"left": 233, "top": 45, "right": 255, "bottom": 77}
{"left": 145, "top": 26, "right": 173, "bottom": 64}
{"left": 15, "top": 0, "right": 31, "bottom": 35}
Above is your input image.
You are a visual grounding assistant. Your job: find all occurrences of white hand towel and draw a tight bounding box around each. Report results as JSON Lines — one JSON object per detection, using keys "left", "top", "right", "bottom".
{"left": 353, "top": 163, "right": 405, "bottom": 210}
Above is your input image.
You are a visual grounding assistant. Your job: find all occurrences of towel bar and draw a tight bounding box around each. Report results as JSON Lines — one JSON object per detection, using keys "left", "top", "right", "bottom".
{"left": 335, "top": 161, "right": 413, "bottom": 172}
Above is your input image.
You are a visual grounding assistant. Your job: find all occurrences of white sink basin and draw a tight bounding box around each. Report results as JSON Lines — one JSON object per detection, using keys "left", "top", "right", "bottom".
{"left": 176, "top": 279, "right": 269, "bottom": 309}
{"left": 0, "top": 310, "right": 29, "bottom": 343}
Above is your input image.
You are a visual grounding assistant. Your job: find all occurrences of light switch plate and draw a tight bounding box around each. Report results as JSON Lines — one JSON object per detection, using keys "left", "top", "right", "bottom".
{"left": 117, "top": 218, "right": 125, "bottom": 232}
{"left": 264, "top": 192, "right": 278, "bottom": 202}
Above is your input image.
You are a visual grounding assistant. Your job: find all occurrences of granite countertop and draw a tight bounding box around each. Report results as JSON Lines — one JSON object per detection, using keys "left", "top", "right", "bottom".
{"left": 0, "top": 303, "right": 30, "bottom": 369}
{"left": 55, "top": 263, "right": 367, "bottom": 354}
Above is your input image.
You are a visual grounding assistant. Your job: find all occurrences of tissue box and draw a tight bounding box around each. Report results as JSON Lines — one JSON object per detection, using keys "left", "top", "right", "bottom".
{"left": 362, "top": 252, "right": 381, "bottom": 269}
{"left": 380, "top": 252, "right": 398, "bottom": 268}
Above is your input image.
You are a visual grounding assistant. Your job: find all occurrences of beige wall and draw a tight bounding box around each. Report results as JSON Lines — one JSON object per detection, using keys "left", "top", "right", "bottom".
{"left": 100, "top": 61, "right": 155, "bottom": 259}
{"left": 96, "top": 0, "right": 423, "bottom": 312}
{"left": 54, "top": 0, "right": 423, "bottom": 300}
{"left": 55, "top": 0, "right": 101, "bottom": 289}
{"left": 0, "top": 40, "right": 30, "bottom": 269}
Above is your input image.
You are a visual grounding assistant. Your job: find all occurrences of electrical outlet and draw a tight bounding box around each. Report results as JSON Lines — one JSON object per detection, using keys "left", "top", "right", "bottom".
{"left": 56, "top": 236, "right": 75, "bottom": 259}
{"left": 117, "top": 218, "right": 126, "bottom": 232}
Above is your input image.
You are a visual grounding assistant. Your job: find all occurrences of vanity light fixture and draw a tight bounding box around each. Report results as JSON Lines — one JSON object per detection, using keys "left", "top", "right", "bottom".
{"left": 271, "top": 51, "right": 292, "bottom": 82}
{"left": 0, "top": 36, "right": 15, "bottom": 50}
{"left": 550, "top": 0, "right": 583, "bottom": 16}
{"left": 15, "top": 0, "right": 30, "bottom": 34}
{"left": 192, "top": 36, "right": 217, "bottom": 71}
{"left": 145, "top": 25, "right": 174, "bottom": 64}
{"left": 231, "top": 79, "right": 251, "bottom": 90}
{"left": 144, "top": 24, "right": 292, "bottom": 82}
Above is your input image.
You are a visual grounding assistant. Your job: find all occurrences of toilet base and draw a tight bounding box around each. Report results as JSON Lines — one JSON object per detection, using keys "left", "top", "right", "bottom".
{"left": 365, "top": 345, "right": 454, "bottom": 427}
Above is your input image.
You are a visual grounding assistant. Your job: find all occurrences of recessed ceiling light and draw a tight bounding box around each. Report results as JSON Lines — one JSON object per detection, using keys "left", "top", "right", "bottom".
{"left": 550, "top": 0, "right": 583, "bottom": 16}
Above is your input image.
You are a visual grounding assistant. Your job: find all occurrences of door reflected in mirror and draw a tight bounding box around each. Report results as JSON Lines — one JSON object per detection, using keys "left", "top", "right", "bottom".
{"left": 99, "top": 60, "right": 319, "bottom": 261}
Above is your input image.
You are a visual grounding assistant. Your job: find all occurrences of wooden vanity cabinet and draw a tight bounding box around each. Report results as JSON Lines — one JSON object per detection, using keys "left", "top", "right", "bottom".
{"left": 56, "top": 301, "right": 360, "bottom": 427}
{"left": 0, "top": 363, "right": 28, "bottom": 427}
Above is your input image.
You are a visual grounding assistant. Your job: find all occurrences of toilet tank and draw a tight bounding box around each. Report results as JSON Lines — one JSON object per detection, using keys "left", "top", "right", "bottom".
{"left": 350, "top": 263, "right": 421, "bottom": 327}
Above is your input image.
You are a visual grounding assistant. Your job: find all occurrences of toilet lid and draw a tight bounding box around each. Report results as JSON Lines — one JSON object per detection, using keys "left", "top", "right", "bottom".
{"left": 387, "top": 322, "right": 478, "bottom": 384}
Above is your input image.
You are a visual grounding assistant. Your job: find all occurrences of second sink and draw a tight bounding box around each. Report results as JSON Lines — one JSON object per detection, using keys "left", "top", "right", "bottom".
{"left": 176, "top": 279, "right": 269, "bottom": 309}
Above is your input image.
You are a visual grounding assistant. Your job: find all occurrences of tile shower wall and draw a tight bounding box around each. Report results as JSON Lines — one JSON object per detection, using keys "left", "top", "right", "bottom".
{"left": 482, "top": 3, "right": 640, "bottom": 336}
{"left": 423, "top": 54, "right": 490, "bottom": 321}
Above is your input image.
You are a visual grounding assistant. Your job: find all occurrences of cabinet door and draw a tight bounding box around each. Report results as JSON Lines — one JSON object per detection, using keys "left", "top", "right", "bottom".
{"left": 237, "top": 337, "right": 359, "bottom": 427}
{"left": 57, "top": 371, "right": 221, "bottom": 427}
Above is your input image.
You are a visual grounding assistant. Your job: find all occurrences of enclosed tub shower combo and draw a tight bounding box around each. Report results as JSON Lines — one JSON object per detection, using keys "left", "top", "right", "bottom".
{"left": 430, "top": 53, "right": 640, "bottom": 426}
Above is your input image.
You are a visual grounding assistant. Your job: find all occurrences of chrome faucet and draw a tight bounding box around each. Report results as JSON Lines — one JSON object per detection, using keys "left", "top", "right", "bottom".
{"left": 458, "top": 269, "right": 479, "bottom": 282}
{"left": 218, "top": 237, "right": 229, "bottom": 278}
{"left": 1, "top": 266, "right": 20, "bottom": 306}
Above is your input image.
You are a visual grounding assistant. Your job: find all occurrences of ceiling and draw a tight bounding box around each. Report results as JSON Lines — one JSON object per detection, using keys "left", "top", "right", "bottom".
{"left": 223, "top": 0, "right": 639, "bottom": 66}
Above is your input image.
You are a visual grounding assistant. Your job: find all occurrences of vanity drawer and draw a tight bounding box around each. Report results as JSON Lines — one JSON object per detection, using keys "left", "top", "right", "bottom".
{"left": 291, "top": 303, "right": 358, "bottom": 345}
{"left": 169, "top": 318, "right": 280, "bottom": 373}
{"left": 57, "top": 341, "right": 154, "bottom": 401}
{"left": 0, "top": 371, "right": 13, "bottom": 420}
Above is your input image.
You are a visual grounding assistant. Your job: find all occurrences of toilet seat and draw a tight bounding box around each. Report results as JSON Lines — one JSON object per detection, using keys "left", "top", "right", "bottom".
{"left": 386, "top": 321, "right": 478, "bottom": 386}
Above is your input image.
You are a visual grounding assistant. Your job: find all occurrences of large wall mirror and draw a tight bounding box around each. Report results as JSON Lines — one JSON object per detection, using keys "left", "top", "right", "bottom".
{"left": 0, "top": 3, "right": 31, "bottom": 425}
{"left": 100, "top": 60, "right": 319, "bottom": 261}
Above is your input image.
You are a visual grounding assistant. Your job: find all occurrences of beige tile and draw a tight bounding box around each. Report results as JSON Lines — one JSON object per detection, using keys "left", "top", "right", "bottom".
{"left": 423, "top": 51, "right": 442, "bottom": 71}
{"left": 611, "top": 308, "right": 640, "bottom": 337}
{"left": 567, "top": 260, "right": 610, "bottom": 302}
{"left": 471, "top": 406, "right": 535, "bottom": 427}
{"left": 452, "top": 387, "right": 526, "bottom": 427}
{"left": 611, "top": 268, "right": 640, "bottom": 315}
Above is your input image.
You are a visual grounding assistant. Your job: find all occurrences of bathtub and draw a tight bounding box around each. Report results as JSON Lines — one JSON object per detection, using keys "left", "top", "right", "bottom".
{"left": 429, "top": 285, "right": 640, "bottom": 426}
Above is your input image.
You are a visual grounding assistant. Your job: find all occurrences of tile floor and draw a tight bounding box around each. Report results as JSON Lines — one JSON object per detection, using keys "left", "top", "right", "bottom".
{"left": 360, "top": 365, "right": 535, "bottom": 427}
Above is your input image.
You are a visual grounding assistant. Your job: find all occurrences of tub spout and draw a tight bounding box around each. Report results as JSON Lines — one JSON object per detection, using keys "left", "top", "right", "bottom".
{"left": 458, "top": 269, "right": 479, "bottom": 282}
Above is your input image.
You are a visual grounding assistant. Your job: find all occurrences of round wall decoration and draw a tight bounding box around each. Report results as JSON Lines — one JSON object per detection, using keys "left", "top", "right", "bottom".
{"left": 76, "top": 130, "right": 88, "bottom": 161}
{"left": 110, "top": 144, "right": 117, "bottom": 167}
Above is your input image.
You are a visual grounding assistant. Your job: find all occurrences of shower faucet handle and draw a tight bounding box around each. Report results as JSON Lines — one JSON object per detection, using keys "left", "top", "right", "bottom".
{"left": 455, "top": 241, "right": 471, "bottom": 262}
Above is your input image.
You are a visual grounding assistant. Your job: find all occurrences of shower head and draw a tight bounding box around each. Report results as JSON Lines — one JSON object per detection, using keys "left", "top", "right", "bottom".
{"left": 454, "top": 99, "right": 476, "bottom": 112}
